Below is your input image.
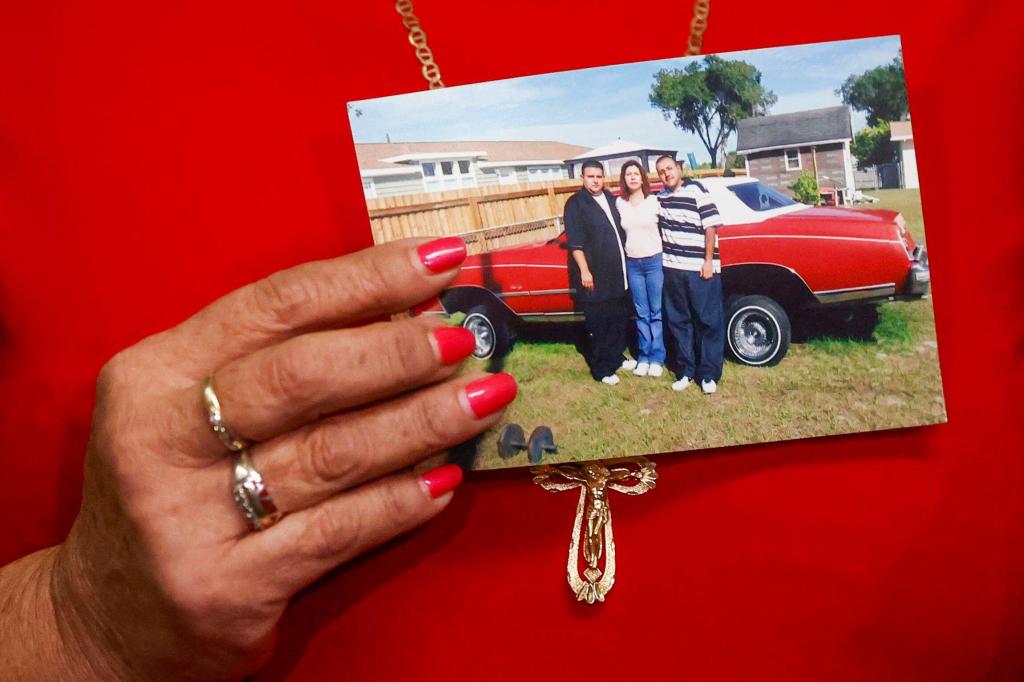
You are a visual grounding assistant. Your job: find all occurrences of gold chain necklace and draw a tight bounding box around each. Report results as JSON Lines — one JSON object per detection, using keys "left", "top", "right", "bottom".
{"left": 395, "top": 0, "right": 711, "bottom": 90}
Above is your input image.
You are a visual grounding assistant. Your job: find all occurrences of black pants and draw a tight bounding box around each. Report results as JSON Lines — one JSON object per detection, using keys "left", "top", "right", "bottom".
{"left": 663, "top": 268, "right": 725, "bottom": 382}
{"left": 581, "top": 295, "right": 631, "bottom": 381}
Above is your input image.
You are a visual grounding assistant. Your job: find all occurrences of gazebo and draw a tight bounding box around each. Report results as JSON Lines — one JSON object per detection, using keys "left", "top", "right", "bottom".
{"left": 565, "top": 140, "right": 681, "bottom": 179}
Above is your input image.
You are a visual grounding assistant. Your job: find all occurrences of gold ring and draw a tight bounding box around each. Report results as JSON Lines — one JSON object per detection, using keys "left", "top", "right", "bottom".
{"left": 232, "top": 450, "right": 283, "bottom": 531}
{"left": 202, "top": 374, "right": 250, "bottom": 452}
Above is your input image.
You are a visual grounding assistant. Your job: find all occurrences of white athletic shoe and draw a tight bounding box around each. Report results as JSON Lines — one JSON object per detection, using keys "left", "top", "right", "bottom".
{"left": 701, "top": 379, "right": 717, "bottom": 395}
{"left": 647, "top": 364, "right": 664, "bottom": 377}
{"left": 620, "top": 359, "right": 638, "bottom": 372}
{"left": 671, "top": 376, "right": 692, "bottom": 391}
{"left": 601, "top": 374, "right": 620, "bottom": 385}
{"left": 633, "top": 362, "right": 650, "bottom": 376}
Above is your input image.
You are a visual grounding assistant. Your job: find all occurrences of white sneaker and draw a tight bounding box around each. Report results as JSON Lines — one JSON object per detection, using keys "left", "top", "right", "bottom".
{"left": 601, "top": 374, "right": 620, "bottom": 385}
{"left": 701, "top": 379, "right": 717, "bottom": 394}
{"left": 633, "top": 362, "right": 650, "bottom": 376}
{"left": 671, "top": 376, "right": 692, "bottom": 391}
{"left": 620, "top": 359, "right": 638, "bottom": 372}
{"left": 647, "top": 364, "right": 664, "bottom": 377}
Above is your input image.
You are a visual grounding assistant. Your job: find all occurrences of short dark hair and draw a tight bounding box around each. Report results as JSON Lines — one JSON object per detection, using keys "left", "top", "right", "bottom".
{"left": 654, "top": 154, "right": 679, "bottom": 169}
{"left": 580, "top": 160, "right": 604, "bottom": 174}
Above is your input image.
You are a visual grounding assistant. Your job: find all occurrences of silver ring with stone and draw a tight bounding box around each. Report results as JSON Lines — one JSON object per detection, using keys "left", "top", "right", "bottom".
{"left": 232, "top": 450, "right": 283, "bottom": 531}
{"left": 203, "top": 374, "right": 250, "bottom": 452}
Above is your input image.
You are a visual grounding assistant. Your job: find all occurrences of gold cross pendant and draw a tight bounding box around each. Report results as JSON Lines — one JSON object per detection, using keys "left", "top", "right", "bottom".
{"left": 532, "top": 458, "right": 657, "bottom": 604}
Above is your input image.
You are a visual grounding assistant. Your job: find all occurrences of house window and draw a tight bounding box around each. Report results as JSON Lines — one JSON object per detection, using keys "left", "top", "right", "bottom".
{"left": 496, "top": 167, "right": 518, "bottom": 185}
{"left": 362, "top": 178, "right": 377, "bottom": 200}
{"left": 785, "top": 148, "right": 801, "bottom": 171}
{"left": 526, "top": 166, "right": 562, "bottom": 182}
{"left": 420, "top": 159, "right": 477, "bottom": 192}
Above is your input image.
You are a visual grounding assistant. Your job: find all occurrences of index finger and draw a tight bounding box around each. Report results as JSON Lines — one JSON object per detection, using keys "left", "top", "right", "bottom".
{"left": 160, "top": 237, "right": 466, "bottom": 377}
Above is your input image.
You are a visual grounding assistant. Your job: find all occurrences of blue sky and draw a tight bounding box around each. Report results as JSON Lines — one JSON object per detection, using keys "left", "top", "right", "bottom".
{"left": 349, "top": 35, "right": 903, "bottom": 164}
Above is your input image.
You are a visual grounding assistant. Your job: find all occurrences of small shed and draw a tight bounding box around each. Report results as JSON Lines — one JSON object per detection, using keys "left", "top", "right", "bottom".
{"left": 890, "top": 120, "right": 918, "bottom": 189}
{"left": 736, "top": 105, "right": 856, "bottom": 204}
{"left": 565, "top": 140, "right": 681, "bottom": 179}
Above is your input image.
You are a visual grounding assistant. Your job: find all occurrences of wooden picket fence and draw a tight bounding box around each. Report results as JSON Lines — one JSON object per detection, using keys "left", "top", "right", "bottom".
{"left": 456, "top": 216, "right": 564, "bottom": 255}
{"left": 365, "top": 169, "right": 745, "bottom": 253}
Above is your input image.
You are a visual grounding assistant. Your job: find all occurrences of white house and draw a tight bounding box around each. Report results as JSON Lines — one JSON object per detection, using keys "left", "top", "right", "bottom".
{"left": 355, "top": 141, "right": 590, "bottom": 198}
{"left": 890, "top": 120, "right": 918, "bottom": 189}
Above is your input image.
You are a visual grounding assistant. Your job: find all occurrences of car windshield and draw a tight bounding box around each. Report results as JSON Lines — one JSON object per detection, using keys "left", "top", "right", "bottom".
{"left": 728, "top": 182, "right": 799, "bottom": 211}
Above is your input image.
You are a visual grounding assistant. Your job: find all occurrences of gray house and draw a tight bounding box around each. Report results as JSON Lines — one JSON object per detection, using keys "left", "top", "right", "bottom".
{"left": 356, "top": 141, "right": 590, "bottom": 198}
{"left": 736, "top": 105, "right": 856, "bottom": 204}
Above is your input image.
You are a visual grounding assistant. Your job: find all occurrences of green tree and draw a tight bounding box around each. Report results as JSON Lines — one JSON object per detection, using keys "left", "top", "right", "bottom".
{"left": 851, "top": 121, "right": 896, "bottom": 169}
{"left": 836, "top": 51, "right": 908, "bottom": 127}
{"left": 650, "top": 56, "right": 777, "bottom": 168}
{"left": 790, "top": 172, "right": 821, "bottom": 205}
{"left": 725, "top": 152, "right": 747, "bottom": 170}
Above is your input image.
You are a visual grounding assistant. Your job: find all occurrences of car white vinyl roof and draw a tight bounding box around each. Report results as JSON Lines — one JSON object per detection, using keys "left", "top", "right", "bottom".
{"left": 698, "top": 176, "right": 810, "bottom": 225}
{"left": 691, "top": 176, "right": 757, "bottom": 187}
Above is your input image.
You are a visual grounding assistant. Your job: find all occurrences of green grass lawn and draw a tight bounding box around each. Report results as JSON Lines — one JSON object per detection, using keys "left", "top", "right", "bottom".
{"left": 459, "top": 189, "right": 945, "bottom": 470}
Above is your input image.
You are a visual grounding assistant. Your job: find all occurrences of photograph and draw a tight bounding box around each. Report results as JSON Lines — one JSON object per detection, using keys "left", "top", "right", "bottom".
{"left": 347, "top": 35, "right": 945, "bottom": 470}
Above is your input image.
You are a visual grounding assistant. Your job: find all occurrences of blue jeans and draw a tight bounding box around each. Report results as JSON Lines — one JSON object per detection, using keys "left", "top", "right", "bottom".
{"left": 626, "top": 254, "right": 666, "bottom": 365}
{"left": 662, "top": 268, "right": 724, "bottom": 382}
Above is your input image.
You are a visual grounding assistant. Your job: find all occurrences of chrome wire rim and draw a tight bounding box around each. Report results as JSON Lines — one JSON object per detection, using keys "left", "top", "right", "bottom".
{"left": 463, "top": 314, "right": 495, "bottom": 359}
{"left": 730, "top": 308, "right": 779, "bottom": 364}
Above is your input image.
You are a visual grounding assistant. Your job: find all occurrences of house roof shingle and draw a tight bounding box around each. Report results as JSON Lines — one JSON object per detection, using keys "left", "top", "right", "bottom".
{"left": 356, "top": 141, "right": 591, "bottom": 170}
{"left": 736, "top": 106, "right": 853, "bottom": 153}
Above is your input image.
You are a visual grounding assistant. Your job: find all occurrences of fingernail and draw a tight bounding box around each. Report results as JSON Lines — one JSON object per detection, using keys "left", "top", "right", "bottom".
{"left": 417, "top": 237, "right": 467, "bottom": 274}
{"left": 421, "top": 463, "right": 463, "bottom": 499}
{"left": 464, "top": 372, "right": 518, "bottom": 419}
{"left": 433, "top": 326, "right": 477, "bottom": 365}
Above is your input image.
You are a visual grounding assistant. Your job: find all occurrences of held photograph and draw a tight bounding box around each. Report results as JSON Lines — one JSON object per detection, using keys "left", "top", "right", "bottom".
{"left": 347, "top": 35, "right": 945, "bottom": 470}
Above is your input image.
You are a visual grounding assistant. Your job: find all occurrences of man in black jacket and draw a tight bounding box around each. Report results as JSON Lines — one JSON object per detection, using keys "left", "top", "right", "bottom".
{"left": 564, "top": 160, "right": 631, "bottom": 384}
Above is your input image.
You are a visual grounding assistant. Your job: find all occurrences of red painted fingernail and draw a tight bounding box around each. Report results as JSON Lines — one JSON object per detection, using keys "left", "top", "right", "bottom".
{"left": 433, "top": 326, "right": 477, "bottom": 365}
{"left": 421, "top": 463, "right": 463, "bottom": 499}
{"left": 417, "top": 237, "right": 467, "bottom": 274}
{"left": 464, "top": 372, "right": 518, "bottom": 419}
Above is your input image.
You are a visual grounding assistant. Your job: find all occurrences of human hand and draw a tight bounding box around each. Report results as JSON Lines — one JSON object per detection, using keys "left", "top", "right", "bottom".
{"left": 700, "top": 260, "right": 714, "bottom": 280}
{"left": 42, "top": 237, "right": 516, "bottom": 680}
{"left": 581, "top": 271, "right": 595, "bottom": 289}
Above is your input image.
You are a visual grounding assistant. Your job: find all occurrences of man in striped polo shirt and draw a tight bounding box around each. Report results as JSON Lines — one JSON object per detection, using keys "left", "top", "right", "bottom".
{"left": 654, "top": 155, "right": 725, "bottom": 395}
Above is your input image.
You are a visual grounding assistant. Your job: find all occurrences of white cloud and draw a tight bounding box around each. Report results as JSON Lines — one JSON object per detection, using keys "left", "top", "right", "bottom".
{"left": 487, "top": 109, "right": 723, "bottom": 164}
{"left": 772, "top": 88, "right": 845, "bottom": 113}
{"left": 724, "top": 35, "right": 902, "bottom": 82}
{"left": 352, "top": 77, "right": 562, "bottom": 120}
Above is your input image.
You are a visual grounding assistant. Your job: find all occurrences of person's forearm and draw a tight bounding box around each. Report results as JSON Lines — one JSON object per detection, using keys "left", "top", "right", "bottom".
{"left": 572, "top": 250, "right": 591, "bottom": 277}
{"left": 704, "top": 227, "right": 716, "bottom": 263}
{"left": 1, "top": 547, "right": 76, "bottom": 679}
{"left": 0, "top": 547, "right": 114, "bottom": 681}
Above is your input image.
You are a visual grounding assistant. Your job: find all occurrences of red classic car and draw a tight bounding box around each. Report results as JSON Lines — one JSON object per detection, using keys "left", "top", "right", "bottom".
{"left": 420, "top": 177, "right": 930, "bottom": 367}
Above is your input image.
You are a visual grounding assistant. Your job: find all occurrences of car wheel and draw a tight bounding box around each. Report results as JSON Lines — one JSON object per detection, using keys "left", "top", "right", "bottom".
{"left": 725, "top": 295, "right": 791, "bottom": 367}
{"left": 463, "top": 305, "right": 514, "bottom": 360}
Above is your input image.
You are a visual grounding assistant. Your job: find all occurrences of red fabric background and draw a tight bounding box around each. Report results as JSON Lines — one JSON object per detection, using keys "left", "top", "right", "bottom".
{"left": 2, "top": 1, "right": 1022, "bottom": 679}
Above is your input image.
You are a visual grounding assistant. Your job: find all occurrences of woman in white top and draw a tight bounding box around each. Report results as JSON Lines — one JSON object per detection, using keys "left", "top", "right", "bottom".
{"left": 615, "top": 160, "right": 665, "bottom": 376}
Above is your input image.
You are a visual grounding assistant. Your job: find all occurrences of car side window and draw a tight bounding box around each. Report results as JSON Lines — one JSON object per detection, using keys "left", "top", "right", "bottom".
{"left": 729, "top": 182, "right": 798, "bottom": 211}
